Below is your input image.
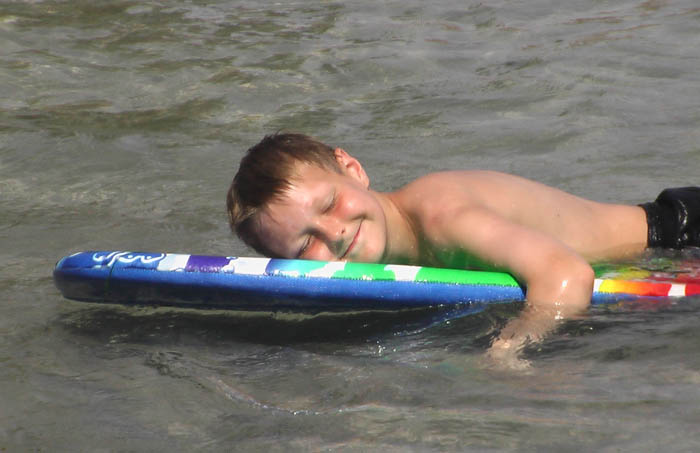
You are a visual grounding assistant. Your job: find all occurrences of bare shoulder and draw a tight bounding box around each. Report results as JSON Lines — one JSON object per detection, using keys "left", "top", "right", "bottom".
{"left": 392, "top": 170, "right": 543, "bottom": 216}
{"left": 389, "top": 171, "right": 502, "bottom": 241}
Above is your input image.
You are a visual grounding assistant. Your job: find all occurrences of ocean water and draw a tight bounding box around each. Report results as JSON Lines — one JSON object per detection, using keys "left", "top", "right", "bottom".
{"left": 1, "top": 0, "right": 700, "bottom": 451}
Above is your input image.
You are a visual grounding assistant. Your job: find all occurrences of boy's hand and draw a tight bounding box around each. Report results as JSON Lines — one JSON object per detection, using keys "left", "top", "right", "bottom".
{"left": 486, "top": 302, "right": 587, "bottom": 370}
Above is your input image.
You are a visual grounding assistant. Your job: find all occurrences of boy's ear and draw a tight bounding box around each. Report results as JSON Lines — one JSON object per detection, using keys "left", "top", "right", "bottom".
{"left": 334, "top": 148, "right": 370, "bottom": 188}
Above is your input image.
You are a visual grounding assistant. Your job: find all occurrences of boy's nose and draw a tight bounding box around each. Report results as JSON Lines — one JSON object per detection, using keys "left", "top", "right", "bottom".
{"left": 316, "top": 218, "right": 347, "bottom": 251}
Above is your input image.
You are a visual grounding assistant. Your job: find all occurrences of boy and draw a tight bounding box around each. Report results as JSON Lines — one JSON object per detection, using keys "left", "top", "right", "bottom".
{"left": 227, "top": 133, "right": 700, "bottom": 360}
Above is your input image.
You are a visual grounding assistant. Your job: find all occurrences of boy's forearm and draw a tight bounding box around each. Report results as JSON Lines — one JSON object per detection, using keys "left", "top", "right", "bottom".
{"left": 429, "top": 206, "right": 596, "bottom": 359}
{"left": 490, "top": 255, "right": 594, "bottom": 359}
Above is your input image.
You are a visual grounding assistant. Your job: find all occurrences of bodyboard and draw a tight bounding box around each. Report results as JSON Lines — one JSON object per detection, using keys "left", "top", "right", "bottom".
{"left": 54, "top": 251, "right": 700, "bottom": 315}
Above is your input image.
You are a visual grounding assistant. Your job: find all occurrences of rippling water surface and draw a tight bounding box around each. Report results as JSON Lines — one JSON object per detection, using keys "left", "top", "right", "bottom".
{"left": 2, "top": 1, "right": 700, "bottom": 451}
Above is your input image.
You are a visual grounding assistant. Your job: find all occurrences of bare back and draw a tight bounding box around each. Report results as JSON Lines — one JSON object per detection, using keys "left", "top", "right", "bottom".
{"left": 391, "top": 170, "right": 647, "bottom": 264}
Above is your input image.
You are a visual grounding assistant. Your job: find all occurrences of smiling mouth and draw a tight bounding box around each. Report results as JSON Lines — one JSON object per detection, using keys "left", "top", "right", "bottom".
{"left": 339, "top": 222, "right": 361, "bottom": 260}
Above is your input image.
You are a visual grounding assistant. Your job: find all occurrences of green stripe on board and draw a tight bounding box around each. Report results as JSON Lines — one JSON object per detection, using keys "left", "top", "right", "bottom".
{"left": 415, "top": 267, "right": 520, "bottom": 286}
{"left": 328, "top": 261, "right": 522, "bottom": 287}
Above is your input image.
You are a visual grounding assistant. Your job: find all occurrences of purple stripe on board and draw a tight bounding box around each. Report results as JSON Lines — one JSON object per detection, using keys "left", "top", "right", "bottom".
{"left": 185, "top": 255, "right": 232, "bottom": 272}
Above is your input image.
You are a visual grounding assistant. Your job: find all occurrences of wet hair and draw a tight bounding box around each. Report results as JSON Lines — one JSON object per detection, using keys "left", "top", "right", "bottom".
{"left": 226, "top": 132, "right": 341, "bottom": 256}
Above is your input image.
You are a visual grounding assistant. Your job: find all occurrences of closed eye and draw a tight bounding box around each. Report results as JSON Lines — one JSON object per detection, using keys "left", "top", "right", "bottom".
{"left": 297, "top": 190, "right": 335, "bottom": 259}
{"left": 323, "top": 190, "right": 337, "bottom": 214}
{"left": 296, "top": 236, "right": 311, "bottom": 259}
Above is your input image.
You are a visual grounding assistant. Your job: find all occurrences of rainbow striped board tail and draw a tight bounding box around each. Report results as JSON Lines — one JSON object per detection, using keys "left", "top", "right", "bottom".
{"left": 53, "top": 251, "right": 700, "bottom": 314}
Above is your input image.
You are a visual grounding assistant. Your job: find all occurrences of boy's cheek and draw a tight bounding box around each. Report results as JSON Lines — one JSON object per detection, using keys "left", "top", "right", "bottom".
{"left": 360, "top": 230, "right": 386, "bottom": 262}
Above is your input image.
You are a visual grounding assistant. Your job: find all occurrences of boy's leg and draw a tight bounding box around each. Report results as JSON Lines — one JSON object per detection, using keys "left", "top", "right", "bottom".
{"left": 640, "top": 187, "right": 700, "bottom": 248}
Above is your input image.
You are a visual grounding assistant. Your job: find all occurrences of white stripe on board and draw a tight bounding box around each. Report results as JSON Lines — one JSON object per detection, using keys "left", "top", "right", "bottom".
{"left": 593, "top": 279, "right": 604, "bottom": 292}
{"left": 157, "top": 253, "right": 190, "bottom": 271}
{"left": 307, "top": 261, "right": 347, "bottom": 278}
{"left": 385, "top": 264, "right": 420, "bottom": 282}
{"left": 668, "top": 283, "right": 686, "bottom": 297}
{"left": 225, "top": 257, "right": 270, "bottom": 275}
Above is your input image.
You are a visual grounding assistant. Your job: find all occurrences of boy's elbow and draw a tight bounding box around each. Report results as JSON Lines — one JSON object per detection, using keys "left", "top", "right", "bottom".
{"left": 525, "top": 253, "right": 594, "bottom": 316}
{"left": 563, "top": 256, "right": 594, "bottom": 286}
{"left": 554, "top": 258, "right": 595, "bottom": 314}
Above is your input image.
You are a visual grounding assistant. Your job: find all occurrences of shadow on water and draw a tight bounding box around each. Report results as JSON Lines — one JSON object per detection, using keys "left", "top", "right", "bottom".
{"left": 54, "top": 290, "right": 700, "bottom": 359}
{"left": 54, "top": 300, "right": 524, "bottom": 348}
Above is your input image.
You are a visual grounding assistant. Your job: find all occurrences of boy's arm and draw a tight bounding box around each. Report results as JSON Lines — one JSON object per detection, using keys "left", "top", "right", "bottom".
{"left": 427, "top": 207, "right": 594, "bottom": 356}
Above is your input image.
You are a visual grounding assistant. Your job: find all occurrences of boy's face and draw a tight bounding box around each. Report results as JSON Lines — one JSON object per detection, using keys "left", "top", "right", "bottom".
{"left": 254, "top": 156, "right": 388, "bottom": 263}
